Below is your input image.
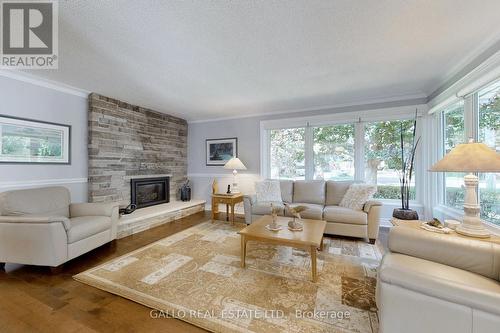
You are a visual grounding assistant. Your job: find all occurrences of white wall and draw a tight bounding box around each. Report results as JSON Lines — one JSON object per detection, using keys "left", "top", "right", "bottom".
{"left": 0, "top": 75, "right": 89, "bottom": 202}
{"left": 187, "top": 98, "right": 427, "bottom": 216}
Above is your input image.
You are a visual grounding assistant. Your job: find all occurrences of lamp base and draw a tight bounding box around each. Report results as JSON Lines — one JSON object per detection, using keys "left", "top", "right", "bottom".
{"left": 456, "top": 173, "right": 491, "bottom": 238}
{"left": 456, "top": 224, "right": 491, "bottom": 238}
{"left": 231, "top": 170, "right": 241, "bottom": 193}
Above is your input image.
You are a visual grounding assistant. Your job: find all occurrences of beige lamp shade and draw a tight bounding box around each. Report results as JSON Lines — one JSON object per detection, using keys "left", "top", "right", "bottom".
{"left": 223, "top": 157, "right": 247, "bottom": 170}
{"left": 430, "top": 142, "right": 500, "bottom": 172}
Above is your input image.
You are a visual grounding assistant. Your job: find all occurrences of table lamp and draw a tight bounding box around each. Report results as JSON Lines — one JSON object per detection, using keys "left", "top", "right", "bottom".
{"left": 224, "top": 157, "right": 247, "bottom": 193}
{"left": 430, "top": 139, "right": 500, "bottom": 238}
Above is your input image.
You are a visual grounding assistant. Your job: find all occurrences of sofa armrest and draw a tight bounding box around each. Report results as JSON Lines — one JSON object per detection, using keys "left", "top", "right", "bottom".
{"left": 243, "top": 195, "right": 257, "bottom": 205}
{"left": 0, "top": 215, "right": 71, "bottom": 231}
{"left": 366, "top": 201, "right": 382, "bottom": 241}
{"left": 388, "top": 226, "right": 500, "bottom": 280}
{"left": 70, "top": 202, "right": 119, "bottom": 218}
{"left": 243, "top": 195, "right": 256, "bottom": 224}
{"left": 363, "top": 200, "right": 382, "bottom": 213}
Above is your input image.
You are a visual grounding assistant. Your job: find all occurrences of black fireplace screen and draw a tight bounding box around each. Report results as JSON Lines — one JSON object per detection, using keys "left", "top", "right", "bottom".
{"left": 131, "top": 177, "right": 170, "bottom": 209}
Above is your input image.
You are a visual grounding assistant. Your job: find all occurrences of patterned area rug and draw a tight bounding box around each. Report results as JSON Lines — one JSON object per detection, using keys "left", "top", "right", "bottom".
{"left": 74, "top": 221, "right": 381, "bottom": 333}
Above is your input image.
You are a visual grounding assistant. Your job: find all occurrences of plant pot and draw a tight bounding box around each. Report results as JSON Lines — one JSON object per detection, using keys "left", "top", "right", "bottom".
{"left": 392, "top": 208, "right": 419, "bottom": 220}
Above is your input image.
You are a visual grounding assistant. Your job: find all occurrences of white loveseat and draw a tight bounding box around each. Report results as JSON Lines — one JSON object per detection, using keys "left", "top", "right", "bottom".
{"left": 0, "top": 186, "right": 119, "bottom": 270}
{"left": 243, "top": 180, "right": 382, "bottom": 243}
{"left": 377, "top": 226, "right": 500, "bottom": 333}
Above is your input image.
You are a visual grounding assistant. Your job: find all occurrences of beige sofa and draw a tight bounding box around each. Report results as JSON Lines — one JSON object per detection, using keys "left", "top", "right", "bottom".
{"left": 243, "top": 180, "right": 382, "bottom": 243}
{"left": 377, "top": 227, "right": 500, "bottom": 333}
{"left": 0, "top": 186, "right": 119, "bottom": 270}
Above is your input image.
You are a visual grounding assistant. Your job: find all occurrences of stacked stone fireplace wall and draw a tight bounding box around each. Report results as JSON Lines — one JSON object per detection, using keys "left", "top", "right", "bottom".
{"left": 88, "top": 93, "right": 188, "bottom": 204}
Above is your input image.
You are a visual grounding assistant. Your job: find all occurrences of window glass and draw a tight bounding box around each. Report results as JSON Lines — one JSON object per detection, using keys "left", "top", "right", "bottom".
{"left": 478, "top": 81, "right": 500, "bottom": 225}
{"left": 442, "top": 101, "right": 466, "bottom": 210}
{"left": 313, "top": 124, "right": 355, "bottom": 180}
{"left": 364, "top": 120, "right": 416, "bottom": 199}
{"left": 269, "top": 128, "right": 305, "bottom": 180}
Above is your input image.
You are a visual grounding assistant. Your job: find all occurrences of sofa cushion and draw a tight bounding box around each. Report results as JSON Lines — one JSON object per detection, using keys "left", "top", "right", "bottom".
{"left": 326, "top": 180, "right": 357, "bottom": 206}
{"left": 279, "top": 180, "right": 294, "bottom": 203}
{"left": 252, "top": 202, "right": 285, "bottom": 216}
{"left": 388, "top": 227, "right": 500, "bottom": 281}
{"left": 0, "top": 186, "right": 70, "bottom": 217}
{"left": 285, "top": 203, "right": 323, "bottom": 220}
{"left": 293, "top": 180, "right": 325, "bottom": 205}
{"left": 67, "top": 216, "right": 111, "bottom": 243}
{"left": 323, "top": 205, "right": 368, "bottom": 225}
{"left": 379, "top": 253, "right": 500, "bottom": 316}
{"left": 255, "top": 180, "right": 282, "bottom": 203}
{"left": 339, "top": 183, "right": 377, "bottom": 211}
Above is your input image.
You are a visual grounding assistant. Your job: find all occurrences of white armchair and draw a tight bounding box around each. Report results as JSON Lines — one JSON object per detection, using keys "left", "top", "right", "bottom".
{"left": 0, "top": 186, "right": 119, "bottom": 270}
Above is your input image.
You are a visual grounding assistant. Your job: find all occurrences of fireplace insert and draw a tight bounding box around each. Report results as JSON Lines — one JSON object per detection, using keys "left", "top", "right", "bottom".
{"left": 130, "top": 177, "right": 170, "bottom": 209}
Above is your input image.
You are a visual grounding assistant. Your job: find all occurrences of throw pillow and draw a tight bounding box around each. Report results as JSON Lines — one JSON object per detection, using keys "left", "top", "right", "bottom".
{"left": 339, "top": 183, "right": 377, "bottom": 211}
{"left": 255, "top": 180, "right": 282, "bottom": 203}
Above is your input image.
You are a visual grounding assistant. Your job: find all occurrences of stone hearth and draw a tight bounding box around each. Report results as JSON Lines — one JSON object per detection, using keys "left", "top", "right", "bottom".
{"left": 117, "top": 200, "right": 206, "bottom": 239}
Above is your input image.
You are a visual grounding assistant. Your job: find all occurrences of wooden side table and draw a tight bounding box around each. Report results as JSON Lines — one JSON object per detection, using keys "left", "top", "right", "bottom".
{"left": 211, "top": 193, "right": 243, "bottom": 225}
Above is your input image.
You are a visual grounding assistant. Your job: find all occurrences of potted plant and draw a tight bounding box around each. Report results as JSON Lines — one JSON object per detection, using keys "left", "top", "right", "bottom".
{"left": 393, "top": 111, "right": 420, "bottom": 220}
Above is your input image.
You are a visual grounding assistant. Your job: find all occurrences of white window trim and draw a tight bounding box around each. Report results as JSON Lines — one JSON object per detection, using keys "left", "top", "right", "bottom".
{"left": 260, "top": 105, "right": 428, "bottom": 206}
{"left": 437, "top": 81, "right": 500, "bottom": 231}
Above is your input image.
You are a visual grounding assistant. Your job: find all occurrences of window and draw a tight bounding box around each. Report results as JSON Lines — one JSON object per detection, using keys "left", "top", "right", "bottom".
{"left": 364, "top": 120, "right": 416, "bottom": 200}
{"left": 269, "top": 127, "right": 305, "bottom": 180}
{"left": 442, "top": 101, "right": 466, "bottom": 210}
{"left": 313, "top": 124, "right": 355, "bottom": 180}
{"left": 478, "top": 81, "right": 500, "bottom": 225}
{"left": 265, "top": 113, "right": 421, "bottom": 202}
{"left": 437, "top": 80, "right": 500, "bottom": 227}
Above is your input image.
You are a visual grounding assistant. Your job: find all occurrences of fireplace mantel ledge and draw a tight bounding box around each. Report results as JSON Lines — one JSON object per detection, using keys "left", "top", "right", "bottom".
{"left": 123, "top": 174, "right": 173, "bottom": 181}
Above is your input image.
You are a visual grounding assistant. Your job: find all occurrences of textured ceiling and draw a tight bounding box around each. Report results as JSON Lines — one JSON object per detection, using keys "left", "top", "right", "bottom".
{"left": 28, "top": 0, "right": 500, "bottom": 120}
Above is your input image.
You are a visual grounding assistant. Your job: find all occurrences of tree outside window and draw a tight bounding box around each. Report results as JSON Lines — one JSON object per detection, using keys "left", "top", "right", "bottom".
{"left": 313, "top": 124, "right": 354, "bottom": 180}
{"left": 364, "top": 120, "right": 415, "bottom": 200}
{"left": 270, "top": 128, "right": 305, "bottom": 180}
{"left": 442, "top": 101, "right": 466, "bottom": 210}
{"left": 478, "top": 81, "right": 500, "bottom": 225}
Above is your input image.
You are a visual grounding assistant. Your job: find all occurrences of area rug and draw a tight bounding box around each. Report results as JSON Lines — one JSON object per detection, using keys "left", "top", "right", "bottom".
{"left": 74, "top": 221, "right": 381, "bottom": 333}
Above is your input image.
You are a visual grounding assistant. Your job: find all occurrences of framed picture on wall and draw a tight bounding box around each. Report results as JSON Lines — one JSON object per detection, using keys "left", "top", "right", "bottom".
{"left": 206, "top": 137, "right": 237, "bottom": 166}
{"left": 0, "top": 115, "right": 71, "bottom": 164}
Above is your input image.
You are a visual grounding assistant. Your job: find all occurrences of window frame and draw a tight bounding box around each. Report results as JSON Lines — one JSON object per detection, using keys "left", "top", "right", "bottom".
{"left": 436, "top": 79, "right": 500, "bottom": 229}
{"left": 260, "top": 106, "right": 425, "bottom": 204}
{"left": 440, "top": 99, "right": 466, "bottom": 210}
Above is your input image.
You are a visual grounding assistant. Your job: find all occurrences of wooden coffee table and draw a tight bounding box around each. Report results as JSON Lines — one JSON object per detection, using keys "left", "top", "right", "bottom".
{"left": 238, "top": 215, "right": 326, "bottom": 282}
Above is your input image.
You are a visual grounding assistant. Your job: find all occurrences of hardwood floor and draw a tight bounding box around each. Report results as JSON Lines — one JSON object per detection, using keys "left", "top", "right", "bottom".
{"left": 0, "top": 211, "right": 215, "bottom": 333}
{"left": 0, "top": 211, "right": 388, "bottom": 333}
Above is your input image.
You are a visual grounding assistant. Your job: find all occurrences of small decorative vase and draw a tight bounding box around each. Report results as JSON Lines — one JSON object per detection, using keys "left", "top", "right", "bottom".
{"left": 393, "top": 208, "right": 419, "bottom": 220}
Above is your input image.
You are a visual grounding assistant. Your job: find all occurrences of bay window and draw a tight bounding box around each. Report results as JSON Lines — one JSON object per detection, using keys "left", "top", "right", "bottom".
{"left": 264, "top": 111, "right": 422, "bottom": 203}
{"left": 438, "top": 79, "right": 500, "bottom": 226}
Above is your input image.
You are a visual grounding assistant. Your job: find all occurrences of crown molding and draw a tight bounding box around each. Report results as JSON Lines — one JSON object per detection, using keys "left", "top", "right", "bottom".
{"left": 427, "top": 40, "right": 500, "bottom": 108}
{"left": 0, "top": 70, "right": 90, "bottom": 98}
{"left": 188, "top": 93, "right": 427, "bottom": 124}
